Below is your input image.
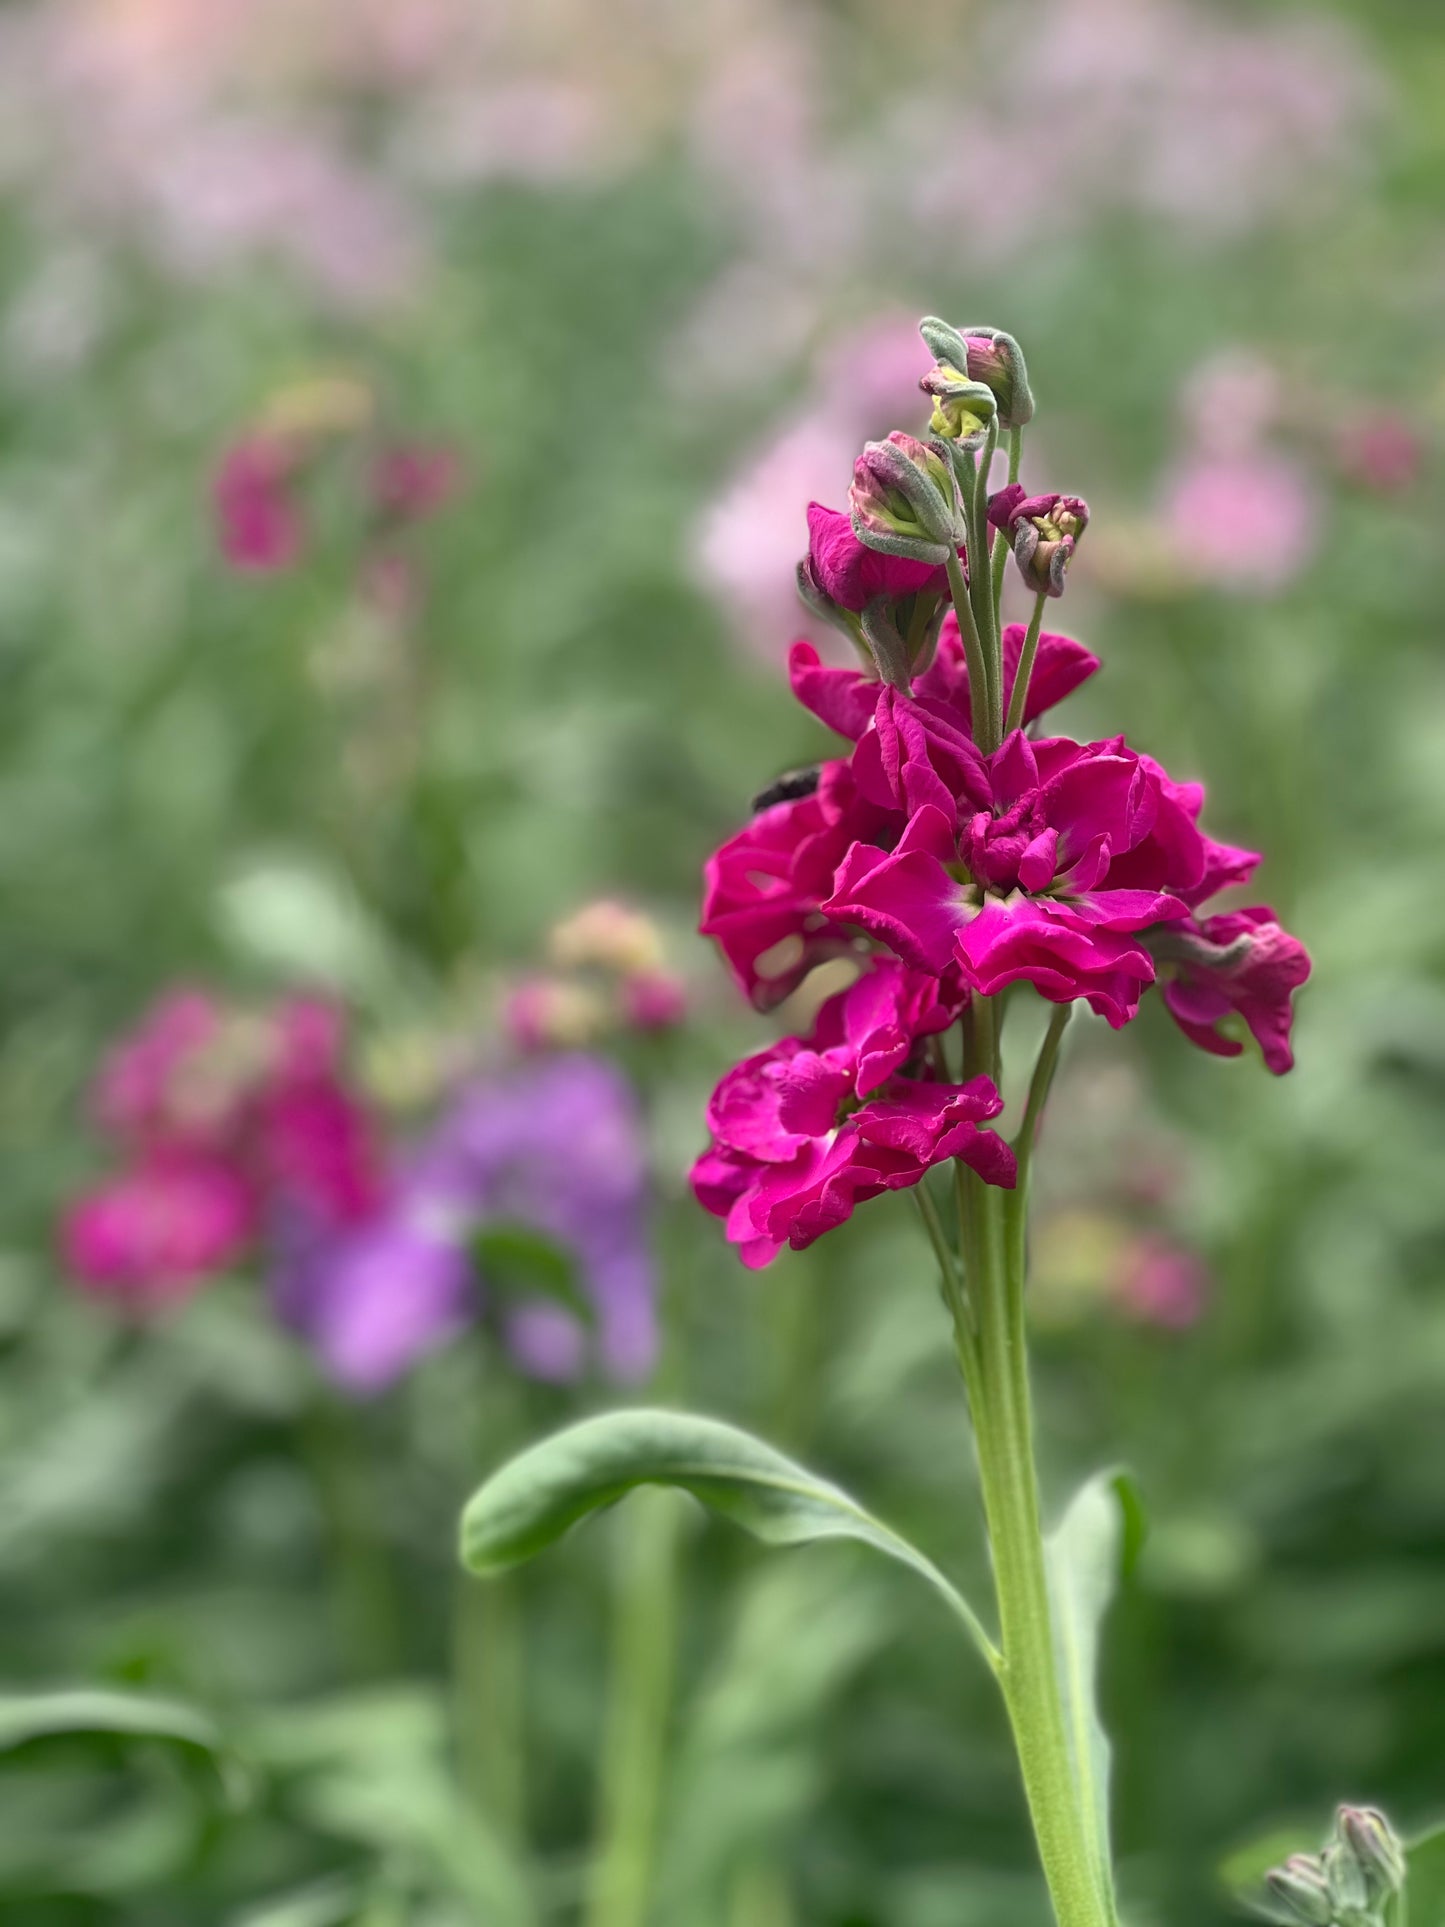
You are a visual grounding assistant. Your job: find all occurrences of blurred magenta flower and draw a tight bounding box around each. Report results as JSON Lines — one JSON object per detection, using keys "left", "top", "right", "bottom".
{"left": 370, "top": 442, "right": 463, "bottom": 523}
{"left": 63, "top": 992, "right": 384, "bottom": 1308}
{"left": 275, "top": 1054, "right": 657, "bottom": 1392}
{"left": 62, "top": 1149, "right": 257, "bottom": 1310}
{"left": 1336, "top": 409, "right": 1424, "bottom": 494}
{"left": 213, "top": 437, "right": 303, "bottom": 573}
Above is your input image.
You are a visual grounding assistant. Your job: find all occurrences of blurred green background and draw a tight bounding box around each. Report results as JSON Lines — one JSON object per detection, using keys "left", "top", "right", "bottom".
{"left": 2, "top": 0, "right": 1444, "bottom": 1921}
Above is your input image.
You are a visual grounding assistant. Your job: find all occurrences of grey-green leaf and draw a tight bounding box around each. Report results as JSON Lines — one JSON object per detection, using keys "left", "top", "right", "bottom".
{"left": 1044, "top": 1471, "right": 1142, "bottom": 1926}
{"left": 459, "top": 1408, "right": 999, "bottom": 1671}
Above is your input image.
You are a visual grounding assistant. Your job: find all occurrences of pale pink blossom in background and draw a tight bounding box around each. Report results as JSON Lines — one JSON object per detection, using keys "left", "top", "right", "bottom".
{"left": 695, "top": 314, "right": 933, "bottom": 665}
{"left": 1115, "top": 1234, "right": 1210, "bottom": 1329}
{"left": 1178, "top": 350, "right": 1285, "bottom": 456}
{"left": 1158, "top": 447, "right": 1318, "bottom": 594}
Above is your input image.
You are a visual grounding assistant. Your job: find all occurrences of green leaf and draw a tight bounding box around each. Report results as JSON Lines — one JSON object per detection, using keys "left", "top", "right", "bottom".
{"left": 1044, "top": 1471, "right": 1141, "bottom": 1925}
{"left": 1405, "top": 1819, "right": 1445, "bottom": 1927}
{"left": 472, "top": 1222, "right": 589, "bottom": 1323}
{"left": 0, "top": 1687, "right": 247, "bottom": 1805}
{"left": 458, "top": 1408, "right": 999, "bottom": 1671}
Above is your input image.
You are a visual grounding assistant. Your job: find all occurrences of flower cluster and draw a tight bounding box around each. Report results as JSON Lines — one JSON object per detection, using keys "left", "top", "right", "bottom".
{"left": 502, "top": 898, "right": 688, "bottom": 1052}
{"left": 214, "top": 373, "right": 461, "bottom": 580}
{"left": 62, "top": 991, "right": 384, "bottom": 1308}
{"left": 275, "top": 1054, "right": 657, "bottom": 1393}
{"left": 694, "top": 315, "right": 1310, "bottom": 1267}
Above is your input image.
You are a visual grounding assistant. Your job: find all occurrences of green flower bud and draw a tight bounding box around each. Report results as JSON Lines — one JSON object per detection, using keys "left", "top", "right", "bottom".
{"left": 919, "top": 363, "right": 998, "bottom": 447}
{"left": 919, "top": 316, "right": 1035, "bottom": 430}
{"left": 849, "top": 430, "right": 961, "bottom": 563}
{"left": 1333, "top": 1808, "right": 1406, "bottom": 1917}
{"left": 1264, "top": 1853, "right": 1336, "bottom": 1927}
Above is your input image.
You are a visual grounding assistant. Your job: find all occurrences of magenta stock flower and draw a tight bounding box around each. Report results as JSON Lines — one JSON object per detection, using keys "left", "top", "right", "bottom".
{"left": 790, "top": 615, "right": 1098, "bottom": 746}
{"left": 700, "top": 758, "right": 890, "bottom": 1009}
{"left": 803, "top": 501, "right": 949, "bottom": 614}
{"left": 1152, "top": 906, "right": 1311, "bottom": 1073}
{"left": 823, "top": 719, "right": 1270, "bottom": 1027}
{"left": 692, "top": 961, "right": 1014, "bottom": 1268}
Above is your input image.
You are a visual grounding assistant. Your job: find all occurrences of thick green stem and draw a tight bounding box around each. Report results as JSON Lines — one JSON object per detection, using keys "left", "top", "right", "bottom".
{"left": 948, "top": 996, "right": 1109, "bottom": 1927}
{"left": 1004, "top": 593, "right": 1050, "bottom": 739}
{"left": 585, "top": 1490, "right": 679, "bottom": 1927}
{"left": 944, "top": 546, "right": 997, "bottom": 753}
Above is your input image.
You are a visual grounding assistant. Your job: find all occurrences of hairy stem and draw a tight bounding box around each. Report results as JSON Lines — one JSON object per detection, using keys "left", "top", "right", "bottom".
{"left": 945, "top": 545, "right": 997, "bottom": 754}
{"left": 1004, "top": 592, "right": 1050, "bottom": 739}
{"left": 991, "top": 425, "right": 1023, "bottom": 611}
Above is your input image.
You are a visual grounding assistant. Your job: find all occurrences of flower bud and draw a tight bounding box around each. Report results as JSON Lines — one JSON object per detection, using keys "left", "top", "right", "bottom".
{"left": 919, "top": 363, "right": 998, "bottom": 448}
{"left": 1333, "top": 1808, "right": 1406, "bottom": 1915}
{"left": 1264, "top": 1853, "right": 1336, "bottom": 1927}
{"left": 849, "top": 431, "right": 961, "bottom": 564}
{"left": 920, "top": 317, "right": 1035, "bottom": 430}
{"left": 988, "top": 484, "right": 1089, "bottom": 597}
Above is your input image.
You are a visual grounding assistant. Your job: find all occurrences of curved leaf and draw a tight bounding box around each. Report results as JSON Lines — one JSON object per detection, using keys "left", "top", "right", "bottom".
{"left": 0, "top": 1686, "right": 250, "bottom": 1807}
{"left": 1044, "top": 1471, "right": 1143, "bottom": 1926}
{"left": 459, "top": 1408, "right": 998, "bottom": 1671}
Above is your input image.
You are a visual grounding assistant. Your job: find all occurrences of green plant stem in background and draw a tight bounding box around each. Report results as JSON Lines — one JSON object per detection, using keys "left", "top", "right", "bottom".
{"left": 302, "top": 1399, "right": 403, "bottom": 1679}
{"left": 949, "top": 998, "right": 1110, "bottom": 1927}
{"left": 585, "top": 1488, "right": 679, "bottom": 1927}
{"left": 454, "top": 1566, "right": 529, "bottom": 1851}
{"left": 1004, "top": 593, "right": 1051, "bottom": 738}
{"left": 945, "top": 546, "right": 996, "bottom": 755}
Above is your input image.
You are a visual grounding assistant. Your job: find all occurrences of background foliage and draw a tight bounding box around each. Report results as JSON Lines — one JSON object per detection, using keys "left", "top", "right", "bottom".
{"left": 1, "top": 0, "right": 1444, "bottom": 1921}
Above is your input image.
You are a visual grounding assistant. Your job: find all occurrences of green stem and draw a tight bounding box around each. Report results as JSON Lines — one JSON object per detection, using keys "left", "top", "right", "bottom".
{"left": 944, "top": 545, "right": 997, "bottom": 753}
{"left": 991, "top": 425, "right": 1023, "bottom": 611}
{"left": 585, "top": 1490, "right": 679, "bottom": 1927}
{"left": 1004, "top": 593, "right": 1050, "bottom": 739}
{"left": 967, "top": 425, "right": 1002, "bottom": 746}
{"left": 454, "top": 1567, "right": 529, "bottom": 1849}
{"left": 949, "top": 995, "right": 1109, "bottom": 1927}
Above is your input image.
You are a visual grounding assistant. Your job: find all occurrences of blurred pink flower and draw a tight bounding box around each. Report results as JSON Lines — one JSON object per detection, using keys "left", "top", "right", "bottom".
{"left": 1336, "top": 410, "right": 1424, "bottom": 494}
{"left": 64, "top": 991, "right": 385, "bottom": 1308}
{"left": 213, "top": 437, "right": 303, "bottom": 573}
{"left": 62, "top": 1150, "right": 257, "bottom": 1311}
{"left": 370, "top": 442, "right": 463, "bottom": 523}
{"left": 1158, "top": 447, "right": 1317, "bottom": 593}
{"left": 1115, "top": 1234, "right": 1210, "bottom": 1329}
{"left": 696, "top": 315, "right": 934, "bottom": 664}
{"left": 621, "top": 970, "right": 687, "bottom": 1033}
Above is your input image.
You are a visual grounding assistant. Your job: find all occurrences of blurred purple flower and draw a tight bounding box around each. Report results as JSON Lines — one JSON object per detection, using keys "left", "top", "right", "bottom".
{"left": 275, "top": 1054, "right": 658, "bottom": 1394}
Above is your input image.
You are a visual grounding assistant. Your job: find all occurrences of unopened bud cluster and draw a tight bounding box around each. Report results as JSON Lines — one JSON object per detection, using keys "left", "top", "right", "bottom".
{"left": 1263, "top": 1807, "right": 1406, "bottom": 1927}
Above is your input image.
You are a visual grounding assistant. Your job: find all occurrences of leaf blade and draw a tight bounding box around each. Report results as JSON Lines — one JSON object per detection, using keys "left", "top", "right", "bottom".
{"left": 459, "top": 1407, "right": 998, "bottom": 1671}
{"left": 1043, "top": 1471, "right": 1141, "bottom": 1925}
